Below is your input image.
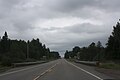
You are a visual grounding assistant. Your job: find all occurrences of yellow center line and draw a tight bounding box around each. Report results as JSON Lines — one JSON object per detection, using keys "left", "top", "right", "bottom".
{"left": 33, "top": 62, "right": 58, "bottom": 80}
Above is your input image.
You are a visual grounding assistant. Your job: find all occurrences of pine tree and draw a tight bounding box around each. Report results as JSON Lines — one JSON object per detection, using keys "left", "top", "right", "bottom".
{"left": 106, "top": 20, "right": 120, "bottom": 60}
{"left": 64, "top": 50, "right": 69, "bottom": 59}
{"left": 97, "top": 41, "right": 102, "bottom": 48}
{"left": 1, "top": 31, "right": 10, "bottom": 53}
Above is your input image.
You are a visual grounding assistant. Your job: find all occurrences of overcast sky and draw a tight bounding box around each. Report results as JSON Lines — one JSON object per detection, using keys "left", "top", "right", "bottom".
{"left": 0, "top": 0, "right": 120, "bottom": 57}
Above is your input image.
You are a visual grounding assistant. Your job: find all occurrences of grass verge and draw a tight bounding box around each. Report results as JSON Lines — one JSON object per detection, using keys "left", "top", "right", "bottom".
{"left": 0, "top": 65, "right": 12, "bottom": 73}
{"left": 99, "top": 63, "right": 120, "bottom": 70}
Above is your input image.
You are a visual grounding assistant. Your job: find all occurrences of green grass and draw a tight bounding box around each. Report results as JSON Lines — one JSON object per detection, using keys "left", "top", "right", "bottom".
{"left": 0, "top": 62, "right": 12, "bottom": 73}
{"left": 0, "top": 66, "right": 11, "bottom": 72}
{"left": 100, "top": 63, "right": 120, "bottom": 70}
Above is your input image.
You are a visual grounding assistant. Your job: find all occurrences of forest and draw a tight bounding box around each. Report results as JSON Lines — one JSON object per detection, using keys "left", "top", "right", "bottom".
{"left": 0, "top": 32, "right": 60, "bottom": 66}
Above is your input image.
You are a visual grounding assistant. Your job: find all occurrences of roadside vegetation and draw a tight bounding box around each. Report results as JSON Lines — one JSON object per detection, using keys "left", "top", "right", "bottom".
{"left": 64, "top": 20, "right": 120, "bottom": 70}
{"left": 0, "top": 32, "right": 60, "bottom": 68}
{"left": 99, "top": 63, "right": 120, "bottom": 70}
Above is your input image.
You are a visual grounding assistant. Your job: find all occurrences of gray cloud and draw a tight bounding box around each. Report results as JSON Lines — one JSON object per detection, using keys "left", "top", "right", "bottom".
{"left": 48, "top": 0, "right": 120, "bottom": 12}
{"left": 47, "top": 0, "right": 96, "bottom": 12}
{"left": 64, "top": 23, "right": 104, "bottom": 33}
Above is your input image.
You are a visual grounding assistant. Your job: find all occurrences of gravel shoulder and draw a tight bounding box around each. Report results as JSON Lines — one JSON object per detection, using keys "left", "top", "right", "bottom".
{"left": 95, "top": 68, "right": 120, "bottom": 79}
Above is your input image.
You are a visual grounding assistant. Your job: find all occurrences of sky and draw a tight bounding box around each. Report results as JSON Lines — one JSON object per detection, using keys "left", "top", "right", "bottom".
{"left": 0, "top": 0, "right": 120, "bottom": 57}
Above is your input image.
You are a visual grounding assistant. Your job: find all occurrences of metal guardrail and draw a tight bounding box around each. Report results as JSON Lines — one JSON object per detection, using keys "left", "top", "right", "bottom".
{"left": 75, "top": 60, "right": 100, "bottom": 66}
{"left": 12, "top": 61, "right": 47, "bottom": 67}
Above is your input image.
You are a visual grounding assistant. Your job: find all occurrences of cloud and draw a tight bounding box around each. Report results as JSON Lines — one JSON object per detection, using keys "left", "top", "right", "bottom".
{"left": 65, "top": 23, "right": 104, "bottom": 33}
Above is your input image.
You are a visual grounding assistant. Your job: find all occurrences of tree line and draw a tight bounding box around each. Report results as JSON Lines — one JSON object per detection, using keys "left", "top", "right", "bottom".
{"left": 64, "top": 20, "right": 120, "bottom": 62}
{"left": 0, "top": 32, "right": 60, "bottom": 66}
{"left": 64, "top": 41, "right": 104, "bottom": 61}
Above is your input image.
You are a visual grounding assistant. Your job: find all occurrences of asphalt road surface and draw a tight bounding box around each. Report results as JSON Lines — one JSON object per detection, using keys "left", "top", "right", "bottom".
{"left": 0, "top": 59, "right": 116, "bottom": 80}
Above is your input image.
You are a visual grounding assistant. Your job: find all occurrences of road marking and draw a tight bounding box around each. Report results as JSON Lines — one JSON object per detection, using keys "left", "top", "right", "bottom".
{"left": 33, "top": 62, "right": 58, "bottom": 80}
{"left": 65, "top": 60, "right": 103, "bottom": 80}
{"left": 33, "top": 76, "right": 40, "bottom": 80}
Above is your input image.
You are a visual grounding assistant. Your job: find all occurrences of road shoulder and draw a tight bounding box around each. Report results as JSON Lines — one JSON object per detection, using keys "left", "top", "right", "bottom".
{"left": 95, "top": 68, "right": 120, "bottom": 79}
{"left": 68, "top": 60, "right": 115, "bottom": 80}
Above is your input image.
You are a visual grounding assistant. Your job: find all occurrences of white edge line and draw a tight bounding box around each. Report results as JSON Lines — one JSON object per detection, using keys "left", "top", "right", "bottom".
{"left": 0, "top": 62, "right": 47, "bottom": 77}
{"left": 33, "top": 76, "right": 40, "bottom": 80}
{"left": 65, "top": 60, "right": 103, "bottom": 80}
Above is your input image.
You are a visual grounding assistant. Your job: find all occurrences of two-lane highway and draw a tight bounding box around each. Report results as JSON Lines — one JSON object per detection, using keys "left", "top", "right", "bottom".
{"left": 38, "top": 59, "right": 114, "bottom": 80}
{"left": 0, "top": 59, "right": 115, "bottom": 80}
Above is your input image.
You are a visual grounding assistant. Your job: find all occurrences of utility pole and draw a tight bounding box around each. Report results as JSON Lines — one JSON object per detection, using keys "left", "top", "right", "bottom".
{"left": 27, "top": 40, "right": 29, "bottom": 60}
